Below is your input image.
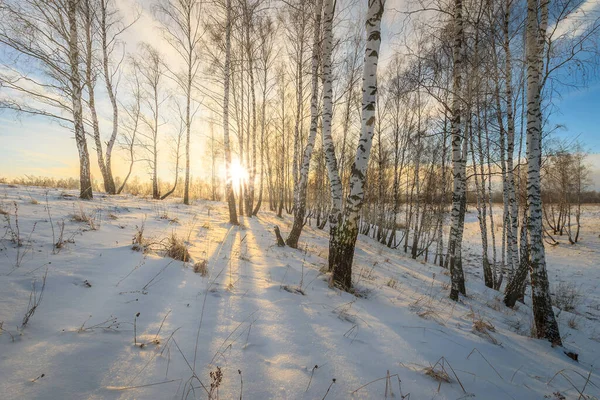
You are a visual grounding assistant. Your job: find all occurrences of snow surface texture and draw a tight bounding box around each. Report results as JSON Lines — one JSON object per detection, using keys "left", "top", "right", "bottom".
{"left": 0, "top": 184, "right": 598, "bottom": 399}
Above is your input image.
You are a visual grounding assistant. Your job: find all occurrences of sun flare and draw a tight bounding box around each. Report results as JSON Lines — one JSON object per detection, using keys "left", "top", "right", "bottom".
{"left": 229, "top": 159, "right": 248, "bottom": 186}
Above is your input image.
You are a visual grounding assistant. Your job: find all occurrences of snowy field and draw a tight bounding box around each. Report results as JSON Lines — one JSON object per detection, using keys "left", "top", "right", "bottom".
{"left": 1, "top": 184, "right": 599, "bottom": 399}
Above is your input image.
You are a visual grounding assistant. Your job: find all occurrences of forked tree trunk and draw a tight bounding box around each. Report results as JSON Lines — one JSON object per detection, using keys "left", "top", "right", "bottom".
{"left": 100, "top": 0, "right": 119, "bottom": 196}
{"left": 286, "top": 0, "right": 325, "bottom": 248}
{"left": 523, "top": 0, "right": 561, "bottom": 346}
{"left": 330, "top": 0, "right": 385, "bottom": 290}
{"left": 83, "top": 0, "right": 113, "bottom": 196}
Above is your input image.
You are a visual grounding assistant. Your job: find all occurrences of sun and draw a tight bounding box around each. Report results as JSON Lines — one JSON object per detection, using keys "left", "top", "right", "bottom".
{"left": 229, "top": 159, "right": 248, "bottom": 187}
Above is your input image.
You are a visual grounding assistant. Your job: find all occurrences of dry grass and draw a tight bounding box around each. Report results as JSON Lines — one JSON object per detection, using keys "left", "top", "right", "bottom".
{"left": 21, "top": 269, "right": 48, "bottom": 330}
{"left": 568, "top": 316, "right": 578, "bottom": 330}
{"left": 424, "top": 366, "right": 451, "bottom": 383}
{"left": 165, "top": 233, "right": 190, "bottom": 262}
{"left": 71, "top": 204, "right": 99, "bottom": 230}
{"left": 422, "top": 357, "right": 466, "bottom": 393}
{"left": 472, "top": 313, "right": 499, "bottom": 345}
{"left": 193, "top": 260, "right": 209, "bottom": 276}
{"left": 132, "top": 220, "right": 147, "bottom": 252}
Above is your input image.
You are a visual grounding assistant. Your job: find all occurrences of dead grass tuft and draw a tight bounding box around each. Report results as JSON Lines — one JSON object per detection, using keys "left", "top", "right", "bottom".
{"left": 165, "top": 233, "right": 190, "bottom": 262}
{"left": 472, "top": 312, "right": 499, "bottom": 345}
{"left": 424, "top": 366, "right": 451, "bottom": 383}
{"left": 132, "top": 220, "right": 147, "bottom": 252}
{"left": 193, "top": 260, "right": 209, "bottom": 276}
{"left": 71, "top": 204, "right": 99, "bottom": 230}
{"left": 422, "top": 357, "right": 466, "bottom": 393}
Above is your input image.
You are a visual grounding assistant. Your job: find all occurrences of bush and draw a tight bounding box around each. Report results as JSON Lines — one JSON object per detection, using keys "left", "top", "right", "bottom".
{"left": 552, "top": 281, "right": 582, "bottom": 312}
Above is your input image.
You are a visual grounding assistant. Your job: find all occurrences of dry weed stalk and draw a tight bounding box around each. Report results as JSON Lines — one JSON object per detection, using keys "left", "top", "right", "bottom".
{"left": 20, "top": 269, "right": 48, "bottom": 330}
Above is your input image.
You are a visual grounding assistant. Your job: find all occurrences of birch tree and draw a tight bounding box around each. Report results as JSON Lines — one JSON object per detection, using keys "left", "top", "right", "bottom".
{"left": 98, "top": 0, "right": 135, "bottom": 195}
{"left": 321, "top": 0, "right": 344, "bottom": 271}
{"left": 252, "top": 15, "right": 276, "bottom": 216}
{"left": 286, "top": 0, "right": 324, "bottom": 248}
{"left": 117, "top": 63, "right": 142, "bottom": 194}
{"left": 330, "top": 0, "right": 386, "bottom": 290}
{"left": 155, "top": 0, "right": 204, "bottom": 205}
{"left": 0, "top": 0, "right": 93, "bottom": 199}
{"left": 523, "top": 0, "right": 561, "bottom": 345}
{"left": 81, "top": 0, "right": 135, "bottom": 195}
{"left": 223, "top": 0, "right": 239, "bottom": 225}
{"left": 81, "top": 0, "right": 119, "bottom": 195}
{"left": 136, "top": 45, "right": 168, "bottom": 200}
{"left": 447, "top": 0, "right": 467, "bottom": 301}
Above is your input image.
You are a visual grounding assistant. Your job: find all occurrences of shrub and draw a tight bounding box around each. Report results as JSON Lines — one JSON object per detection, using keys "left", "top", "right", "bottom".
{"left": 552, "top": 281, "right": 582, "bottom": 312}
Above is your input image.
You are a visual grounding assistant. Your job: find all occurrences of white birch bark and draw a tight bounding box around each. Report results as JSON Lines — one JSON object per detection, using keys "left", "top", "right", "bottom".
{"left": 525, "top": 0, "right": 561, "bottom": 345}
{"left": 448, "top": 0, "right": 466, "bottom": 301}
{"left": 69, "top": 0, "right": 93, "bottom": 199}
{"left": 82, "top": 0, "right": 112, "bottom": 195}
{"left": 331, "top": 0, "right": 385, "bottom": 289}
{"left": 286, "top": 0, "right": 324, "bottom": 248}
{"left": 223, "top": 0, "right": 239, "bottom": 225}
{"left": 99, "top": 0, "right": 120, "bottom": 195}
{"left": 504, "top": 0, "right": 520, "bottom": 276}
{"left": 321, "top": 0, "right": 344, "bottom": 269}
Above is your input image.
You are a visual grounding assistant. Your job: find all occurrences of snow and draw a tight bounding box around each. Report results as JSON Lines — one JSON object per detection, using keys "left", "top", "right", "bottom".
{"left": 1, "top": 184, "right": 599, "bottom": 399}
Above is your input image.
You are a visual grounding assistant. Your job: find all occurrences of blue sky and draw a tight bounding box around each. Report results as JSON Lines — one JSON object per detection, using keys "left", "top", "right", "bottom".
{"left": 550, "top": 83, "right": 600, "bottom": 152}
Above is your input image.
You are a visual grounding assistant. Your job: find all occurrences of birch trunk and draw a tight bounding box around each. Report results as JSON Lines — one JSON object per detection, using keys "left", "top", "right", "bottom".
{"left": 524, "top": 0, "right": 561, "bottom": 345}
{"left": 83, "top": 0, "right": 113, "bottom": 196}
{"left": 286, "top": 0, "right": 324, "bottom": 248}
{"left": 331, "top": 0, "right": 385, "bottom": 290}
{"left": 223, "top": 0, "right": 238, "bottom": 225}
{"left": 504, "top": 0, "right": 520, "bottom": 275}
{"left": 68, "top": 0, "right": 93, "bottom": 200}
{"left": 99, "top": 0, "right": 118, "bottom": 195}
{"left": 320, "top": 0, "right": 343, "bottom": 270}
{"left": 448, "top": 0, "right": 466, "bottom": 301}
{"left": 244, "top": 2, "right": 257, "bottom": 215}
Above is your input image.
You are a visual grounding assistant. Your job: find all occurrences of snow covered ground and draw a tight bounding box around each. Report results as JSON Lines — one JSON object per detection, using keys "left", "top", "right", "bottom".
{"left": 0, "top": 184, "right": 599, "bottom": 399}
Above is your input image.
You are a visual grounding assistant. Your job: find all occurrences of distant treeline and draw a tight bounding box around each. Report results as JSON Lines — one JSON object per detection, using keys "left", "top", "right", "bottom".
{"left": 0, "top": 175, "right": 223, "bottom": 202}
